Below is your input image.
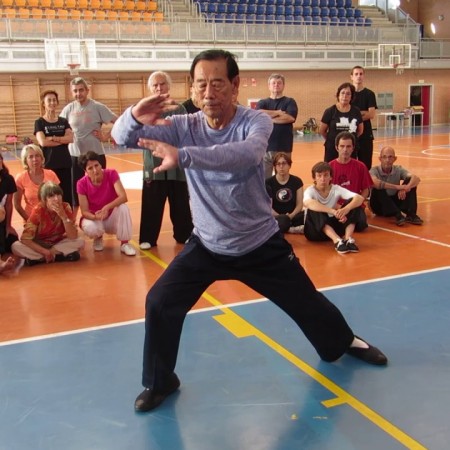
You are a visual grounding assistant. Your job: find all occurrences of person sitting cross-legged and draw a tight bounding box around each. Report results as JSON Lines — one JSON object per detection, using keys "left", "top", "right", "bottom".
{"left": 11, "top": 182, "right": 84, "bottom": 266}
{"left": 303, "top": 161, "right": 364, "bottom": 254}
{"left": 77, "top": 151, "right": 136, "bottom": 256}
{"left": 369, "top": 146, "right": 423, "bottom": 226}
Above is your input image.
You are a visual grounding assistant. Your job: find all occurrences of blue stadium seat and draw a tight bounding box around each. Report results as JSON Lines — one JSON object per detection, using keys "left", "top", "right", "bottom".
{"left": 303, "top": 5, "right": 311, "bottom": 15}
{"left": 275, "top": 5, "right": 284, "bottom": 14}
{"left": 275, "top": 13, "right": 284, "bottom": 22}
{"left": 227, "top": 4, "right": 237, "bottom": 14}
{"left": 346, "top": 7, "right": 354, "bottom": 18}
{"left": 275, "top": 0, "right": 285, "bottom": 3}
{"left": 301, "top": 0, "right": 311, "bottom": 6}
{"left": 293, "top": 5, "right": 302, "bottom": 15}
{"left": 328, "top": 0, "right": 336, "bottom": 6}
{"left": 217, "top": 3, "right": 226, "bottom": 14}
{"left": 319, "top": 0, "right": 327, "bottom": 6}
{"left": 303, "top": 15, "right": 312, "bottom": 24}
{"left": 207, "top": 3, "right": 217, "bottom": 14}
{"left": 329, "top": 16, "right": 338, "bottom": 25}
{"left": 311, "top": 6, "right": 320, "bottom": 16}
{"left": 198, "top": 2, "right": 208, "bottom": 13}
{"left": 321, "top": 15, "right": 330, "bottom": 24}
{"left": 265, "top": 14, "right": 275, "bottom": 23}
{"left": 214, "top": 13, "right": 225, "bottom": 23}
{"left": 256, "top": 0, "right": 266, "bottom": 4}
{"left": 225, "top": 13, "right": 236, "bottom": 23}
{"left": 336, "top": 0, "right": 344, "bottom": 7}
{"left": 311, "top": 0, "right": 319, "bottom": 7}
{"left": 285, "top": 5, "right": 294, "bottom": 15}
{"left": 338, "top": 16, "right": 347, "bottom": 25}
{"left": 346, "top": 16, "right": 355, "bottom": 25}
{"left": 344, "top": 0, "right": 352, "bottom": 7}
{"left": 255, "top": 14, "right": 265, "bottom": 23}
{"left": 256, "top": 4, "right": 266, "bottom": 14}
{"left": 284, "top": 0, "right": 295, "bottom": 6}
{"left": 354, "top": 8, "right": 362, "bottom": 18}
{"left": 312, "top": 15, "right": 320, "bottom": 24}
{"left": 328, "top": 6, "right": 337, "bottom": 16}
{"left": 364, "top": 17, "right": 372, "bottom": 26}
{"left": 236, "top": 4, "right": 246, "bottom": 14}
{"left": 284, "top": 14, "right": 294, "bottom": 24}
{"left": 266, "top": 0, "right": 276, "bottom": 4}
{"left": 266, "top": 4, "right": 276, "bottom": 14}
{"left": 247, "top": 4, "right": 256, "bottom": 14}
{"left": 337, "top": 7, "right": 346, "bottom": 17}
{"left": 320, "top": 6, "right": 329, "bottom": 16}
{"left": 246, "top": 13, "right": 256, "bottom": 23}
{"left": 235, "top": 13, "right": 245, "bottom": 23}
{"left": 355, "top": 16, "right": 364, "bottom": 26}
{"left": 293, "top": 14, "right": 303, "bottom": 23}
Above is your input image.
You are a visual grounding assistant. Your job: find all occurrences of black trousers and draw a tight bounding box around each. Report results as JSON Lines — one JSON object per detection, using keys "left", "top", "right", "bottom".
{"left": 52, "top": 167, "right": 73, "bottom": 206}
{"left": 139, "top": 180, "right": 193, "bottom": 246}
{"left": 370, "top": 187, "right": 418, "bottom": 217}
{"left": 357, "top": 138, "right": 374, "bottom": 170}
{"left": 141, "top": 233, "right": 354, "bottom": 389}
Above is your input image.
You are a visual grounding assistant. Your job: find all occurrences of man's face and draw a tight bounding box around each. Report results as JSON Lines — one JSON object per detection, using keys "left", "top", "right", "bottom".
{"left": 268, "top": 77, "right": 284, "bottom": 97}
{"left": 336, "top": 138, "right": 354, "bottom": 162}
{"left": 192, "top": 58, "right": 238, "bottom": 126}
{"left": 71, "top": 83, "right": 89, "bottom": 104}
{"left": 314, "top": 171, "right": 332, "bottom": 187}
{"left": 351, "top": 68, "right": 365, "bottom": 86}
{"left": 379, "top": 148, "right": 397, "bottom": 171}
{"left": 149, "top": 75, "right": 169, "bottom": 95}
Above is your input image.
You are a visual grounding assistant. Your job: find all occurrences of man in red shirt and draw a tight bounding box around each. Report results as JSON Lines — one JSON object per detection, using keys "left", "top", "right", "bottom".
{"left": 329, "top": 131, "right": 373, "bottom": 231}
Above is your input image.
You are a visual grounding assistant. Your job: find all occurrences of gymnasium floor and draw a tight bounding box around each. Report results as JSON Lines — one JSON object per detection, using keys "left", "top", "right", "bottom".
{"left": 1, "top": 126, "right": 449, "bottom": 450}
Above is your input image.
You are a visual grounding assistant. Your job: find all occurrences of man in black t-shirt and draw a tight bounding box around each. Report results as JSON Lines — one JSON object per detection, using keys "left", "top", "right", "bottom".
{"left": 350, "top": 66, "right": 378, "bottom": 170}
{"left": 256, "top": 74, "right": 298, "bottom": 178}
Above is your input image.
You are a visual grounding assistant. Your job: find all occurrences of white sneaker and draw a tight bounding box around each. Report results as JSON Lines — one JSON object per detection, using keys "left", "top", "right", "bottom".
{"left": 93, "top": 237, "right": 104, "bottom": 251}
{"left": 288, "top": 225, "right": 304, "bottom": 234}
{"left": 121, "top": 243, "right": 136, "bottom": 256}
{"left": 139, "top": 242, "right": 152, "bottom": 250}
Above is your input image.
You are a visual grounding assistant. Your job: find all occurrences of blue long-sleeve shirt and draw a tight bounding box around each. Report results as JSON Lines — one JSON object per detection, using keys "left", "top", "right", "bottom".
{"left": 112, "top": 105, "right": 279, "bottom": 256}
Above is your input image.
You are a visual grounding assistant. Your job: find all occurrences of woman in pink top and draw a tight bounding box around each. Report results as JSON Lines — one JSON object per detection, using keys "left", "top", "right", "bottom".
{"left": 14, "top": 144, "right": 60, "bottom": 221}
{"left": 77, "top": 151, "right": 136, "bottom": 256}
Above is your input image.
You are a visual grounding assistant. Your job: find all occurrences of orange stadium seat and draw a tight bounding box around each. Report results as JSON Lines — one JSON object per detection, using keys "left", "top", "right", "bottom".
{"left": 14, "top": 0, "right": 27, "bottom": 7}
{"left": 153, "top": 11, "right": 163, "bottom": 21}
{"left": 78, "top": 0, "right": 88, "bottom": 9}
{"left": 135, "top": 1, "right": 145, "bottom": 12}
{"left": 18, "top": 7, "right": 30, "bottom": 18}
{"left": 130, "top": 10, "right": 141, "bottom": 21}
{"left": 31, "top": 7, "right": 43, "bottom": 18}
{"left": 106, "top": 9, "right": 118, "bottom": 20}
{"left": 57, "top": 8, "right": 69, "bottom": 19}
{"left": 111, "top": 0, "right": 124, "bottom": 10}
{"left": 147, "top": 1, "right": 157, "bottom": 12}
{"left": 102, "top": 0, "right": 112, "bottom": 9}
{"left": 2, "top": 0, "right": 14, "bottom": 7}
{"left": 95, "top": 9, "right": 106, "bottom": 20}
{"left": 53, "top": 0, "right": 65, "bottom": 7}
{"left": 118, "top": 10, "right": 129, "bottom": 20}
{"left": 3, "top": 7, "right": 17, "bottom": 18}
{"left": 124, "top": 0, "right": 134, "bottom": 10}
{"left": 83, "top": 9, "right": 94, "bottom": 19}
{"left": 65, "top": 0, "right": 76, "bottom": 8}
{"left": 90, "top": 0, "right": 101, "bottom": 9}
{"left": 70, "top": 8, "right": 81, "bottom": 19}
{"left": 27, "top": 0, "right": 39, "bottom": 7}
{"left": 141, "top": 10, "right": 153, "bottom": 21}
{"left": 44, "top": 8, "right": 56, "bottom": 19}
{"left": 40, "top": 0, "right": 52, "bottom": 7}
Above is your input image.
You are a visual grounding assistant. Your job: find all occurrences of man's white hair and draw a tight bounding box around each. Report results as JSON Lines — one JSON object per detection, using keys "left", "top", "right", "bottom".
{"left": 147, "top": 71, "right": 172, "bottom": 90}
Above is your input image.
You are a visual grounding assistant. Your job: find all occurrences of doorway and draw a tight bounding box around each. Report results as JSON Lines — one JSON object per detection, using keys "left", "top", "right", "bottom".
{"left": 409, "top": 84, "right": 432, "bottom": 126}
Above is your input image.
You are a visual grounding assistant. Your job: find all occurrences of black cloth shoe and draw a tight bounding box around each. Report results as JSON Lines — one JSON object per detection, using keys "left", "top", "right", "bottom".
{"left": 395, "top": 213, "right": 406, "bottom": 226}
{"left": 405, "top": 215, "right": 423, "bottom": 225}
{"left": 135, "top": 373, "right": 180, "bottom": 412}
{"left": 346, "top": 336, "right": 388, "bottom": 366}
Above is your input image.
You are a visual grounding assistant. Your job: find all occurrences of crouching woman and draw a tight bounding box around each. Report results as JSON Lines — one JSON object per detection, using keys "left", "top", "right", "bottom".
{"left": 12, "top": 182, "right": 84, "bottom": 265}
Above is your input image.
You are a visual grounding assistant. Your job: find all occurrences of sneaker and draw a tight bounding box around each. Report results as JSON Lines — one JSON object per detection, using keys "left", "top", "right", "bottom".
{"left": 121, "top": 243, "right": 136, "bottom": 256}
{"left": 335, "top": 239, "right": 349, "bottom": 254}
{"left": 139, "top": 242, "right": 152, "bottom": 250}
{"left": 345, "top": 238, "right": 359, "bottom": 253}
{"left": 93, "top": 237, "right": 104, "bottom": 251}
{"left": 405, "top": 214, "right": 423, "bottom": 225}
{"left": 54, "top": 251, "right": 81, "bottom": 262}
{"left": 395, "top": 214, "right": 406, "bottom": 226}
{"left": 288, "top": 225, "right": 304, "bottom": 234}
{"left": 135, "top": 373, "right": 181, "bottom": 412}
{"left": 24, "top": 258, "right": 45, "bottom": 267}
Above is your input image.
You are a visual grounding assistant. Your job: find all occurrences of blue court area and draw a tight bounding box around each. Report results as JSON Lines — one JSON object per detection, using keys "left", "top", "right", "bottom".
{"left": 1, "top": 268, "right": 449, "bottom": 450}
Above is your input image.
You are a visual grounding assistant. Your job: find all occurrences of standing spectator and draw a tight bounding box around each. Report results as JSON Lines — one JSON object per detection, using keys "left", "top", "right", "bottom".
{"left": 369, "top": 146, "right": 423, "bottom": 226}
{"left": 256, "top": 74, "right": 298, "bottom": 179}
{"left": 14, "top": 144, "right": 60, "bottom": 221}
{"left": 350, "top": 66, "right": 377, "bottom": 169}
{"left": 0, "top": 153, "right": 18, "bottom": 254}
{"left": 11, "top": 182, "right": 84, "bottom": 266}
{"left": 265, "top": 152, "right": 304, "bottom": 234}
{"left": 112, "top": 49, "right": 387, "bottom": 413}
{"left": 319, "top": 82, "right": 363, "bottom": 162}
{"left": 304, "top": 161, "right": 364, "bottom": 254}
{"left": 138, "top": 71, "right": 193, "bottom": 250}
{"left": 181, "top": 85, "right": 201, "bottom": 114}
{"left": 34, "top": 89, "right": 74, "bottom": 205}
{"left": 77, "top": 151, "right": 136, "bottom": 256}
{"left": 60, "top": 77, "right": 117, "bottom": 215}
{"left": 329, "top": 131, "right": 372, "bottom": 232}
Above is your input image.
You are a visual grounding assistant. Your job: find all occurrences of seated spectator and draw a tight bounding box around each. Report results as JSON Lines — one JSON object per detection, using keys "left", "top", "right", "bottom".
{"left": 77, "top": 151, "right": 136, "bottom": 256}
{"left": 329, "top": 131, "right": 372, "bottom": 232}
{"left": 265, "top": 152, "right": 304, "bottom": 234}
{"left": 11, "top": 182, "right": 84, "bottom": 266}
{"left": 14, "top": 144, "right": 60, "bottom": 221}
{"left": 369, "top": 146, "right": 423, "bottom": 226}
{"left": 0, "top": 153, "right": 18, "bottom": 254}
{"left": 303, "top": 161, "right": 364, "bottom": 254}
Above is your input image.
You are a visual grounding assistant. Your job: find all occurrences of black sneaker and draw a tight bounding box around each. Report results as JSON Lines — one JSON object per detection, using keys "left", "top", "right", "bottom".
{"left": 135, "top": 373, "right": 180, "bottom": 412}
{"left": 25, "top": 258, "right": 45, "bottom": 266}
{"left": 345, "top": 238, "right": 359, "bottom": 253}
{"left": 395, "top": 214, "right": 406, "bottom": 226}
{"left": 335, "top": 239, "right": 349, "bottom": 254}
{"left": 54, "top": 251, "right": 81, "bottom": 262}
{"left": 405, "top": 215, "right": 423, "bottom": 225}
